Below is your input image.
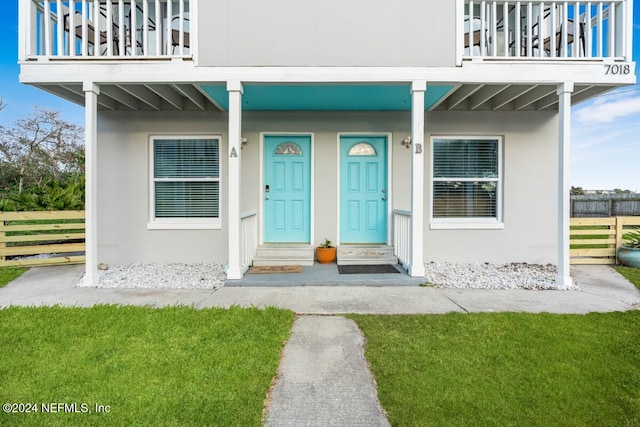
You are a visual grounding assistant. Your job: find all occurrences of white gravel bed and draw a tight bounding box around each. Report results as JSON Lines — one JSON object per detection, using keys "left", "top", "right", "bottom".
{"left": 9, "top": 253, "right": 55, "bottom": 261}
{"left": 86, "top": 263, "right": 226, "bottom": 290}
{"left": 423, "top": 262, "right": 580, "bottom": 290}
{"left": 78, "top": 261, "right": 577, "bottom": 291}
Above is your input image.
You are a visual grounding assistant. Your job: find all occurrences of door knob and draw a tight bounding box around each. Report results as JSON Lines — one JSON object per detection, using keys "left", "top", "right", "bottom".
{"left": 265, "top": 196, "right": 270, "bottom": 200}
{"left": 382, "top": 196, "right": 386, "bottom": 201}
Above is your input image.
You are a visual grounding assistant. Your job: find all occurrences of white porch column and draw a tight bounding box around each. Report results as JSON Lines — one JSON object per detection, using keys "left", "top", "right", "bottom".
{"left": 556, "top": 82, "right": 574, "bottom": 288}
{"left": 409, "top": 80, "right": 426, "bottom": 277}
{"left": 83, "top": 82, "right": 99, "bottom": 286}
{"left": 226, "top": 81, "right": 244, "bottom": 280}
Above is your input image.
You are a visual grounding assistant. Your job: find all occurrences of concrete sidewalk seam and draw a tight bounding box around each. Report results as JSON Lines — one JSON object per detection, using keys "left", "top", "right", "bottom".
{"left": 446, "top": 295, "right": 470, "bottom": 313}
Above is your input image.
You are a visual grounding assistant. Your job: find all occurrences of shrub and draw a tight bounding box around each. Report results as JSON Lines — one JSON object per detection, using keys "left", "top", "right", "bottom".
{"left": 0, "top": 178, "right": 84, "bottom": 211}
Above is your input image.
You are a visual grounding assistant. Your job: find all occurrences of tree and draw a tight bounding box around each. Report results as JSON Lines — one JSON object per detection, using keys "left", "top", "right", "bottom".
{"left": 570, "top": 186, "right": 585, "bottom": 195}
{"left": 612, "top": 188, "right": 634, "bottom": 195}
{"left": 0, "top": 107, "right": 83, "bottom": 194}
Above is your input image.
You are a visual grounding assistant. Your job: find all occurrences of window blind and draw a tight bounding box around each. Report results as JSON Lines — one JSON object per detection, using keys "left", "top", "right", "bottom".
{"left": 433, "top": 139, "right": 498, "bottom": 179}
{"left": 153, "top": 138, "right": 220, "bottom": 219}
{"left": 433, "top": 138, "right": 500, "bottom": 219}
{"left": 155, "top": 182, "right": 219, "bottom": 218}
{"left": 154, "top": 139, "right": 219, "bottom": 178}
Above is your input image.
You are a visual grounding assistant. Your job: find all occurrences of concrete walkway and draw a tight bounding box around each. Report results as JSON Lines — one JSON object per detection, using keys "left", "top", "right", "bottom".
{"left": 1, "top": 264, "right": 639, "bottom": 426}
{"left": 1, "top": 264, "right": 639, "bottom": 314}
{"left": 264, "top": 316, "right": 389, "bottom": 427}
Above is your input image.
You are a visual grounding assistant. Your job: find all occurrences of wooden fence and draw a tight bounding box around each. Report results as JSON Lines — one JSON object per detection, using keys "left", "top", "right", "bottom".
{"left": 571, "top": 194, "right": 640, "bottom": 217}
{"left": 0, "top": 211, "right": 85, "bottom": 267}
{"left": 1, "top": 211, "right": 636, "bottom": 267}
{"left": 570, "top": 216, "right": 640, "bottom": 265}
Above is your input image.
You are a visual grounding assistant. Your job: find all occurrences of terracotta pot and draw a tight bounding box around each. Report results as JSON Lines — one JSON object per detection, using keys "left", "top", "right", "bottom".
{"left": 618, "top": 246, "right": 640, "bottom": 268}
{"left": 316, "top": 247, "right": 336, "bottom": 264}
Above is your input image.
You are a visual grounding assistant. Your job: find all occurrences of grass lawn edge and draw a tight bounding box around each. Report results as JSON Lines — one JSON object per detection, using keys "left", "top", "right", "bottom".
{"left": 615, "top": 265, "right": 640, "bottom": 289}
{"left": 0, "top": 266, "right": 28, "bottom": 288}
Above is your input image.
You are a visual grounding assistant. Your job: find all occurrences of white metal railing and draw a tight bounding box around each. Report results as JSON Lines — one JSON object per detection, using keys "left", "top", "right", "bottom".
{"left": 240, "top": 211, "right": 258, "bottom": 273}
{"left": 20, "top": 0, "right": 191, "bottom": 60}
{"left": 392, "top": 210, "right": 411, "bottom": 269}
{"left": 462, "top": 0, "right": 631, "bottom": 60}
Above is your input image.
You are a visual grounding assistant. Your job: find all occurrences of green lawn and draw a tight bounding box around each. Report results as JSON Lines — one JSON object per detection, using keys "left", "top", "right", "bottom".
{"left": 0, "top": 267, "right": 27, "bottom": 288}
{"left": 0, "top": 305, "right": 294, "bottom": 426}
{"left": 350, "top": 312, "right": 640, "bottom": 427}
{"left": 616, "top": 266, "right": 640, "bottom": 289}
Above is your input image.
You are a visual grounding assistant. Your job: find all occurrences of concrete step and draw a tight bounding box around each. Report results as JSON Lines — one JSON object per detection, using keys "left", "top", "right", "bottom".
{"left": 337, "top": 245, "right": 398, "bottom": 266}
{"left": 253, "top": 244, "right": 315, "bottom": 266}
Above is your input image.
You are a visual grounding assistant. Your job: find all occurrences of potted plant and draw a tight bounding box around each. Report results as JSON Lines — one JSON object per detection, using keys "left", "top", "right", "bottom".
{"left": 617, "top": 229, "right": 640, "bottom": 268}
{"left": 316, "top": 239, "right": 336, "bottom": 264}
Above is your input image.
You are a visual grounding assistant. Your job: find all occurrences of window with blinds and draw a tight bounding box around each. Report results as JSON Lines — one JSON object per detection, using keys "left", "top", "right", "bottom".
{"left": 432, "top": 137, "right": 501, "bottom": 220}
{"left": 152, "top": 137, "right": 220, "bottom": 220}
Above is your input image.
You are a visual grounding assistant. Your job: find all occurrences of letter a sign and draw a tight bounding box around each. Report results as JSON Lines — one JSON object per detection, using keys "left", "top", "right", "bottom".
{"left": 230, "top": 147, "right": 238, "bottom": 158}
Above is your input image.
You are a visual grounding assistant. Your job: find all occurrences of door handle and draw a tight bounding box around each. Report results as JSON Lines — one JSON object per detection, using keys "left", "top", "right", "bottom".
{"left": 382, "top": 196, "right": 386, "bottom": 201}
{"left": 265, "top": 196, "right": 270, "bottom": 200}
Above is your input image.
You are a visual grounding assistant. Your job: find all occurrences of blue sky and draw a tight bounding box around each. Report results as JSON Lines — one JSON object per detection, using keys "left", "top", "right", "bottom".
{"left": 1, "top": 1, "right": 638, "bottom": 192}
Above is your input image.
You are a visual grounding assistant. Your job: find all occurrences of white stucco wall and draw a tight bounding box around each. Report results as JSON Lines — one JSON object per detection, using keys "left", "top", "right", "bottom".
{"left": 96, "top": 110, "right": 558, "bottom": 266}
{"left": 197, "top": 0, "right": 455, "bottom": 67}
{"left": 423, "top": 111, "right": 559, "bottom": 264}
{"left": 97, "top": 111, "right": 229, "bottom": 265}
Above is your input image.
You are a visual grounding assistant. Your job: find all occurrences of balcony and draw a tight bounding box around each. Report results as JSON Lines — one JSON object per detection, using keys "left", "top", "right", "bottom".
{"left": 19, "top": 0, "right": 191, "bottom": 60}
{"left": 17, "top": 0, "right": 635, "bottom": 114}
{"left": 461, "top": 0, "right": 633, "bottom": 61}
{"left": 20, "top": 0, "right": 632, "bottom": 64}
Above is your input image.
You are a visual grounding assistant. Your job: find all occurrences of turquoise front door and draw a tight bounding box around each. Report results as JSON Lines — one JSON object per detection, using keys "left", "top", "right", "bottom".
{"left": 264, "top": 135, "right": 311, "bottom": 243}
{"left": 340, "top": 136, "right": 388, "bottom": 243}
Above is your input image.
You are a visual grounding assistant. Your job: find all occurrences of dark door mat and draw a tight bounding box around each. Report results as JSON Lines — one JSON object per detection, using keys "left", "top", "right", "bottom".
{"left": 337, "top": 264, "right": 400, "bottom": 274}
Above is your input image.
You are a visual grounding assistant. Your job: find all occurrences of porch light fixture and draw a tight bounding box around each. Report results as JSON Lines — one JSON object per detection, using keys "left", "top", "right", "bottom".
{"left": 241, "top": 137, "right": 248, "bottom": 149}
{"left": 401, "top": 136, "right": 411, "bottom": 149}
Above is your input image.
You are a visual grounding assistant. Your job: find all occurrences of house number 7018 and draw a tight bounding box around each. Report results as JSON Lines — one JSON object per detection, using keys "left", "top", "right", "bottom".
{"left": 605, "top": 64, "right": 631, "bottom": 75}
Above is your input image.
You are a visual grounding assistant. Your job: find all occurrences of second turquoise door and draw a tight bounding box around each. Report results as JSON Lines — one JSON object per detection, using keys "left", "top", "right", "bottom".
{"left": 340, "top": 136, "right": 388, "bottom": 243}
{"left": 264, "top": 135, "right": 311, "bottom": 243}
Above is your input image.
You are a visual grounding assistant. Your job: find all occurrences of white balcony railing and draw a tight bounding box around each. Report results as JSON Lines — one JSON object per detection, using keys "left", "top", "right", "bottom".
{"left": 392, "top": 210, "right": 411, "bottom": 270}
{"left": 19, "top": 0, "right": 191, "bottom": 60}
{"left": 240, "top": 211, "right": 258, "bottom": 273}
{"left": 462, "top": 0, "right": 632, "bottom": 60}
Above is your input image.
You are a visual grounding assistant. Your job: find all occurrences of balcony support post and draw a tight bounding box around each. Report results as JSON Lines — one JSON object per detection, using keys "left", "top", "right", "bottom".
{"left": 623, "top": 0, "right": 633, "bottom": 59}
{"left": 409, "top": 80, "right": 426, "bottom": 277}
{"left": 18, "top": 0, "right": 33, "bottom": 60}
{"left": 226, "top": 80, "right": 244, "bottom": 280}
{"left": 83, "top": 82, "right": 100, "bottom": 286}
{"left": 556, "top": 82, "right": 574, "bottom": 289}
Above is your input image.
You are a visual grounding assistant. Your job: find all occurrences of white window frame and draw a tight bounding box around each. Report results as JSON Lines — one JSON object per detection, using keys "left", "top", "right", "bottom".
{"left": 429, "top": 135, "right": 504, "bottom": 230}
{"left": 148, "top": 134, "right": 222, "bottom": 230}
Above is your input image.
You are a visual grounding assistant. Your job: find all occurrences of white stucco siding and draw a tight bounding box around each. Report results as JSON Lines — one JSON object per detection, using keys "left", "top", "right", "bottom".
{"left": 96, "top": 111, "right": 412, "bottom": 264}
{"left": 96, "top": 111, "right": 230, "bottom": 265}
{"left": 96, "top": 110, "right": 558, "bottom": 266}
{"left": 424, "top": 111, "right": 559, "bottom": 264}
{"left": 197, "top": 0, "right": 455, "bottom": 67}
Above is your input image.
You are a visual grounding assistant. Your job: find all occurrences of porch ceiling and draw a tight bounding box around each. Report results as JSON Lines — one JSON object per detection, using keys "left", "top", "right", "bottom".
{"left": 201, "top": 84, "right": 454, "bottom": 111}
{"left": 33, "top": 82, "right": 612, "bottom": 112}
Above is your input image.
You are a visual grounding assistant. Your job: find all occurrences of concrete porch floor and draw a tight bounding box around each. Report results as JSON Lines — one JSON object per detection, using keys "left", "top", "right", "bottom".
{"left": 227, "top": 263, "right": 425, "bottom": 287}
